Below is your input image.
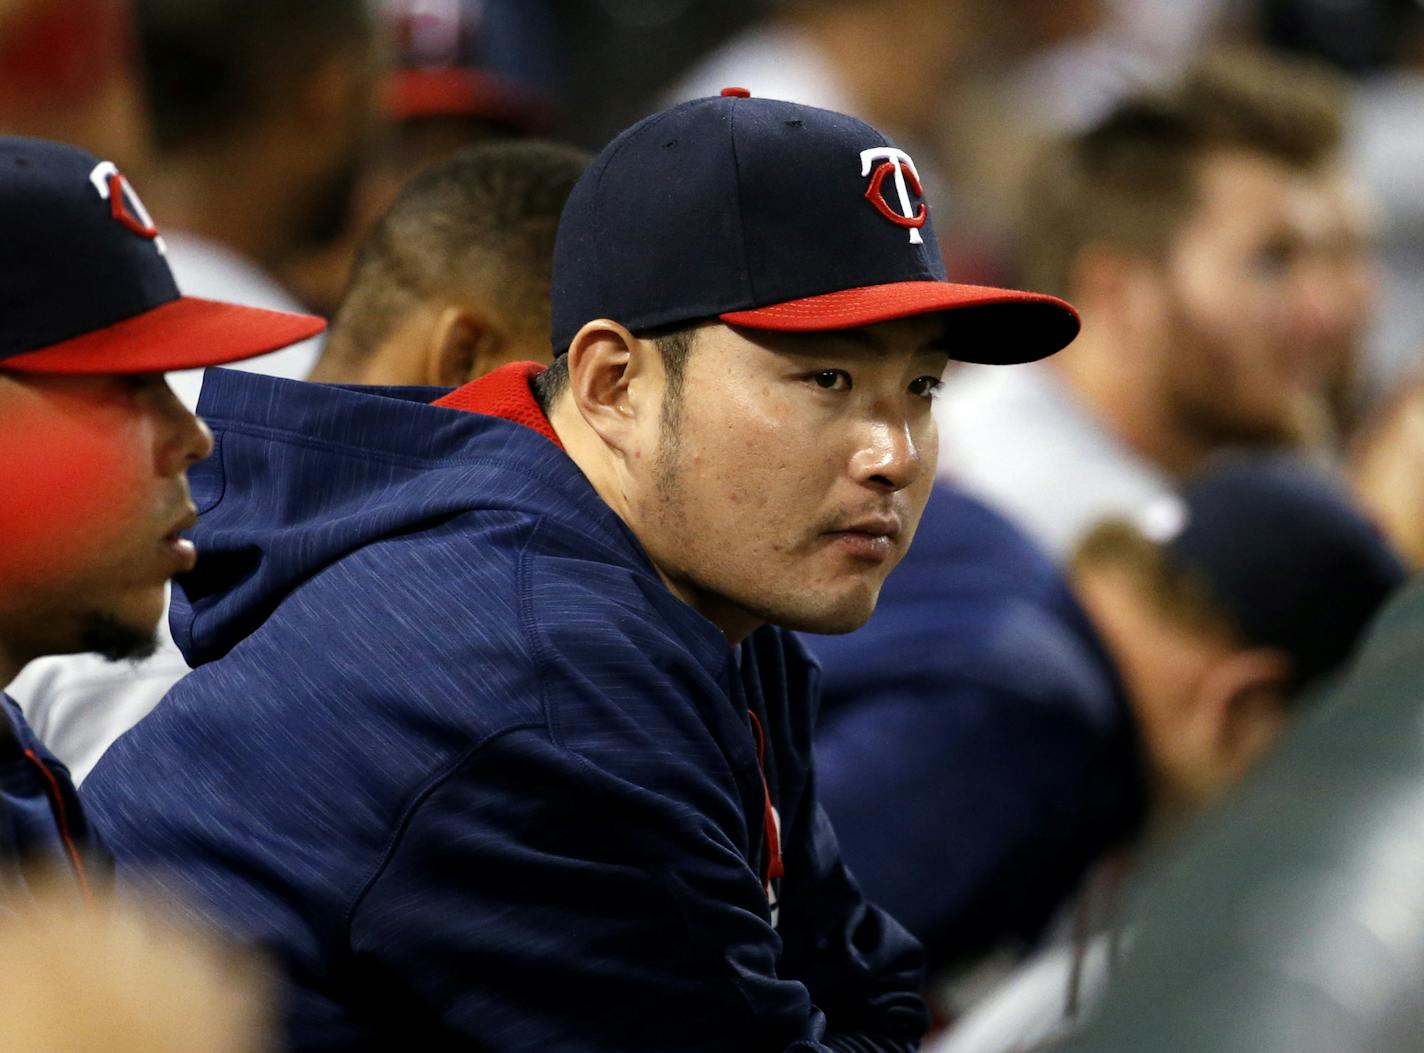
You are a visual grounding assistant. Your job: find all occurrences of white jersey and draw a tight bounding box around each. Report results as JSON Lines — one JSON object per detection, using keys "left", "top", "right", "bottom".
{"left": 936, "top": 362, "right": 1172, "bottom": 560}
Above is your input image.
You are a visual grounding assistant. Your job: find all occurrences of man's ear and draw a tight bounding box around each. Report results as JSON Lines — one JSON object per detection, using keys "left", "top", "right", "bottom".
{"left": 1070, "top": 243, "right": 1166, "bottom": 340}
{"left": 1196, "top": 647, "right": 1294, "bottom": 778}
{"left": 563, "top": 319, "right": 659, "bottom": 457}
{"left": 425, "top": 307, "right": 503, "bottom": 387}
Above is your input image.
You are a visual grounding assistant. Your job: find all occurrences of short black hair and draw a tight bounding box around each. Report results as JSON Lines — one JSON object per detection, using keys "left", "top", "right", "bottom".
{"left": 136, "top": 0, "right": 375, "bottom": 150}
{"left": 531, "top": 326, "right": 697, "bottom": 415}
{"left": 322, "top": 140, "right": 591, "bottom": 371}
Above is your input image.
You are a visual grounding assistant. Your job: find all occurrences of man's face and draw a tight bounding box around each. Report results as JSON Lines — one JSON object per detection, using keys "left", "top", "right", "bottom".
{"left": 1150, "top": 151, "right": 1350, "bottom": 448}
{"left": 1298, "top": 169, "right": 1378, "bottom": 428}
{"left": 624, "top": 315, "right": 949, "bottom": 639}
{"left": 0, "top": 372, "right": 213, "bottom": 665}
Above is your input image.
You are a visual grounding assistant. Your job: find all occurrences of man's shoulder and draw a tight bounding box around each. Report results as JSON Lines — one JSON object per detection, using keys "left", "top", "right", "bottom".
{"left": 938, "top": 366, "right": 1169, "bottom": 556}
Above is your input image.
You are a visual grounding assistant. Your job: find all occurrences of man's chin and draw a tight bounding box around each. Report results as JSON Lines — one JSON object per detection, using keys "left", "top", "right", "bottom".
{"left": 78, "top": 612, "right": 160, "bottom": 663}
{"left": 771, "top": 590, "right": 880, "bottom": 636}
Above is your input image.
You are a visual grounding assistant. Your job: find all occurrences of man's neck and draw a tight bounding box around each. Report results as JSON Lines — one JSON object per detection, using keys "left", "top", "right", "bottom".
{"left": 547, "top": 396, "right": 753, "bottom": 648}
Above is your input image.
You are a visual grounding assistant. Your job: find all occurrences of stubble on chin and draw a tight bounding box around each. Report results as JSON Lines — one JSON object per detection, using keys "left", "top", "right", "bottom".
{"left": 78, "top": 612, "right": 159, "bottom": 663}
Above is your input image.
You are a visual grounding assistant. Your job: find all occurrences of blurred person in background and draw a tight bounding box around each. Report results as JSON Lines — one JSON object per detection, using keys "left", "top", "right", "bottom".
{"left": 939, "top": 49, "right": 1357, "bottom": 558}
{"left": 1, "top": 876, "right": 273, "bottom": 1053}
{"left": 667, "top": 0, "right": 1107, "bottom": 286}
{"left": 806, "top": 455, "right": 1404, "bottom": 1043}
{"left": 1264, "top": 0, "right": 1424, "bottom": 403}
{"left": 928, "top": 455, "right": 1406, "bottom": 1053}
{"left": 0, "top": 0, "right": 149, "bottom": 171}
{"left": 1258, "top": 0, "right": 1424, "bottom": 572}
{"left": 0, "top": 137, "right": 323, "bottom": 891}
{"left": 282, "top": 0, "right": 561, "bottom": 316}
{"left": 130, "top": 0, "right": 379, "bottom": 410}
{"left": 310, "top": 138, "right": 588, "bottom": 387}
{"left": 1055, "top": 573, "right": 1424, "bottom": 1053}
{"left": 1349, "top": 378, "right": 1424, "bottom": 568}
{"left": 11, "top": 137, "right": 587, "bottom": 781}
{"left": 804, "top": 479, "right": 1147, "bottom": 984}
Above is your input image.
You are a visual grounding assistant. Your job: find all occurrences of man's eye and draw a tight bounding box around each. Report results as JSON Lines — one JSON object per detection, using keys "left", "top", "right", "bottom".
{"left": 909, "top": 376, "right": 943, "bottom": 398}
{"left": 811, "top": 370, "right": 851, "bottom": 391}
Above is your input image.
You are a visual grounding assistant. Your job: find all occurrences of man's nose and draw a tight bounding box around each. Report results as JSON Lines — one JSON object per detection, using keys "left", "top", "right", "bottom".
{"left": 154, "top": 380, "right": 215, "bottom": 476}
{"left": 850, "top": 417, "right": 925, "bottom": 493}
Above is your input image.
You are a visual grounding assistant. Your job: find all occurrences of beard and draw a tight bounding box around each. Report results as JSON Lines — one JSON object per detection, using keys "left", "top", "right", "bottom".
{"left": 78, "top": 612, "right": 159, "bottom": 663}
{"left": 1161, "top": 302, "right": 1315, "bottom": 451}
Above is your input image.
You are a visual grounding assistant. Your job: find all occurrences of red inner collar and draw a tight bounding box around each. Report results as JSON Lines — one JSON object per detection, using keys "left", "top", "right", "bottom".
{"left": 431, "top": 361, "right": 563, "bottom": 449}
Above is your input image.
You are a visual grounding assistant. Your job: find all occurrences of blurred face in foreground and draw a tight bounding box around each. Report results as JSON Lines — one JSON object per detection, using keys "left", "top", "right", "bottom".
{"left": 0, "top": 371, "right": 213, "bottom": 673}
{"left": 558, "top": 315, "right": 951, "bottom": 643}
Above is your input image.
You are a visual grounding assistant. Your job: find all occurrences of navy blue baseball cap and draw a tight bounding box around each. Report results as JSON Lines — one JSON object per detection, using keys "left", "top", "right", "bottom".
{"left": 0, "top": 136, "right": 325, "bottom": 374}
{"left": 551, "top": 88, "right": 1080, "bottom": 360}
{"left": 1139, "top": 456, "right": 1408, "bottom": 689}
{"left": 382, "top": 0, "right": 557, "bottom": 132}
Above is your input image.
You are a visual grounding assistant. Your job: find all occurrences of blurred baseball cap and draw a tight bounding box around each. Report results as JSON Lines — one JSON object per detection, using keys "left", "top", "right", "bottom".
{"left": 381, "top": 0, "right": 557, "bottom": 133}
{"left": 0, "top": 0, "right": 130, "bottom": 106}
{"left": 551, "top": 88, "right": 1080, "bottom": 361}
{"left": 1138, "top": 455, "right": 1408, "bottom": 689}
{"left": 0, "top": 136, "right": 325, "bottom": 374}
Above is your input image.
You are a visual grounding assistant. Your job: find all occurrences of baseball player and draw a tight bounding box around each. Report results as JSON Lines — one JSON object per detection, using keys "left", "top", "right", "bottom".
{"left": 11, "top": 139, "right": 590, "bottom": 787}
{"left": 0, "top": 136, "right": 324, "bottom": 891}
{"left": 86, "top": 90, "right": 1078, "bottom": 1050}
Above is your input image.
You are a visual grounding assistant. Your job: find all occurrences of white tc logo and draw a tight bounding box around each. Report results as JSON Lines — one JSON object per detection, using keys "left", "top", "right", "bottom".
{"left": 859, "top": 146, "right": 927, "bottom": 245}
{"left": 88, "top": 161, "right": 167, "bottom": 256}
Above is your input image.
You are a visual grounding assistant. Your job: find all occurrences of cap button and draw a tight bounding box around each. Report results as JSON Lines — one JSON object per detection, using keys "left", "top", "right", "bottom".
{"left": 720, "top": 86, "right": 751, "bottom": 98}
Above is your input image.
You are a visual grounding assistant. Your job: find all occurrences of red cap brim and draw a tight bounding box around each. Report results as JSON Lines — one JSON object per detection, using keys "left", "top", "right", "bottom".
{"left": 719, "top": 281, "right": 1080, "bottom": 364}
{"left": 1, "top": 296, "right": 326, "bottom": 375}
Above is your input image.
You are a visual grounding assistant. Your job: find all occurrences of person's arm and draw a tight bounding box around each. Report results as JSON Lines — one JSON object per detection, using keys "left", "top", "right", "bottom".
{"left": 815, "top": 680, "right": 1142, "bottom": 966}
{"left": 348, "top": 723, "right": 893, "bottom": 1052}
{"left": 777, "top": 799, "right": 930, "bottom": 1052}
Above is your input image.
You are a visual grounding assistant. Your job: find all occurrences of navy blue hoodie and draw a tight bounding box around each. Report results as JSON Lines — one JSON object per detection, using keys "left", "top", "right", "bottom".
{"left": 805, "top": 485, "right": 1147, "bottom": 971}
{"left": 2, "top": 694, "right": 105, "bottom": 899}
{"left": 85, "top": 365, "right": 928, "bottom": 1052}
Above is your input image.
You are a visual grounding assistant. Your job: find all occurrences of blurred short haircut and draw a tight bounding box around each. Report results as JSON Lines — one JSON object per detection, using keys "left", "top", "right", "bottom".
{"left": 1072, "top": 455, "right": 1407, "bottom": 694}
{"left": 324, "top": 139, "right": 590, "bottom": 367}
{"left": 1021, "top": 47, "right": 1348, "bottom": 299}
{"left": 136, "top": 0, "right": 375, "bottom": 150}
{"left": 1072, "top": 519, "right": 1233, "bottom": 640}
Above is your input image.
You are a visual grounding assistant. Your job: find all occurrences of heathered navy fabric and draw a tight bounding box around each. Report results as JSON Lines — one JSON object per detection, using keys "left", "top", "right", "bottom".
{"left": 804, "top": 485, "right": 1147, "bottom": 971}
{"left": 84, "top": 367, "right": 928, "bottom": 1052}
{"left": 2, "top": 693, "right": 108, "bottom": 897}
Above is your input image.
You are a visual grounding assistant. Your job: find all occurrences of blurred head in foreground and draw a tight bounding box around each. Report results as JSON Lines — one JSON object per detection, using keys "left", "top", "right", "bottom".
{"left": 1071, "top": 456, "right": 1406, "bottom": 814}
{"left": 0, "top": 876, "right": 272, "bottom": 1053}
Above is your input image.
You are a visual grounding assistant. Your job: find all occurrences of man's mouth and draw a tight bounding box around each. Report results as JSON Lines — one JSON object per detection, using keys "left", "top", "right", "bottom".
{"left": 161, "top": 507, "right": 200, "bottom": 573}
{"left": 822, "top": 515, "right": 902, "bottom": 562}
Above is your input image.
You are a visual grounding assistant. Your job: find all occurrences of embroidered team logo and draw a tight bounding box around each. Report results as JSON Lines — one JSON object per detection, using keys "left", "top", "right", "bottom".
{"left": 88, "top": 161, "right": 167, "bottom": 255}
{"left": 860, "top": 147, "right": 927, "bottom": 245}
